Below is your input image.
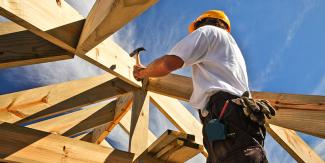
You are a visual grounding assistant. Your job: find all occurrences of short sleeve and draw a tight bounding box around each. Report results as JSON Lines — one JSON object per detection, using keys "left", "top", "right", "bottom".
{"left": 168, "top": 28, "right": 209, "bottom": 67}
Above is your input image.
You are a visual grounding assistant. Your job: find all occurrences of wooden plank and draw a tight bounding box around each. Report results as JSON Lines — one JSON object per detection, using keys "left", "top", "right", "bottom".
{"left": 148, "top": 129, "right": 195, "bottom": 154}
{"left": 266, "top": 124, "right": 324, "bottom": 163}
{"left": 149, "top": 92, "right": 202, "bottom": 142}
{"left": 80, "top": 124, "right": 112, "bottom": 144}
{"left": 0, "top": 0, "right": 84, "bottom": 53}
{"left": 141, "top": 130, "right": 202, "bottom": 163}
{"left": 253, "top": 91, "right": 325, "bottom": 138}
{"left": 0, "top": 122, "right": 134, "bottom": 163}
{"left": 0, "top": 21, "right": 25, "bottom": 34}
{"left": 160, "top": 139, "right": 202, "bottom": 162}
{"left": 267, "top": 108, "right": 325, "bottom": 138}
{"left": 129, "top": 90, "right": 150, "bottom": 156}
{"left": 0, "top": 74, "right": 134, "bottom": 124}
{"left": 62, "top": 100, "right": 117, "bottom": 137}
{"left": 148, "top": 74, "right": 192, "bottom": 101}
{"left": 252, "top": 91, "right": 325, "bottom": 112}
{"left": 94, "top": 93, "right": 134, "bottom": 144}
{"left": 79, "top": 38, "right": 141, "bottom": 87}
{"left": 149, "top": 92, "right": 207, "bottom": 157}
{"left": 14, "top": 77, "right": 133, "bottom": 125}
{"left": 119, "top": 109, "right": 157, "bottom": 145}
{"left": 75, "top": 134, "right": 168, "bottom": 163}
{"left": 147, "top": 74, "right": 325, "bottom": 138}
{"left": 0, "top": 22, "right": 73, "bottom": 68}
{"left": 0, "top": 0, "right": 142, "bottom": 87}
{"left": 76, "top": 0, "right": 158, "bottom": 55}
{"left": 73, "top": 132, "right": 113, "bottom": 148}
{"left": 27, "top": 103, "right": 108, "bottom": 135}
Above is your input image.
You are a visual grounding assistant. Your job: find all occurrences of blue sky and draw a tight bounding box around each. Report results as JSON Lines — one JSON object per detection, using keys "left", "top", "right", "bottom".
{"left": 0, "top": 0, "right": 324, "bottom": 162}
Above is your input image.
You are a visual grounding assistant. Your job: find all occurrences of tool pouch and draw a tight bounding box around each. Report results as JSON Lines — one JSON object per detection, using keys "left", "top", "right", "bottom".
{"left": 205, "top": 119, "right": 226, "bottom": 141}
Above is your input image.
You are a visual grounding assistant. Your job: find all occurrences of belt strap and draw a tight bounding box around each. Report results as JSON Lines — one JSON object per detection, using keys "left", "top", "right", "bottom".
{"left": 218, "top": 100, "right": 229, "bottom": 120}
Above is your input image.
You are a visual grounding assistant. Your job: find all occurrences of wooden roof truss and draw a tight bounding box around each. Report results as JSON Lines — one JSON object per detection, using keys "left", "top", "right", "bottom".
{"left": 0, "top": 0, "right": 324, "bottom": 162}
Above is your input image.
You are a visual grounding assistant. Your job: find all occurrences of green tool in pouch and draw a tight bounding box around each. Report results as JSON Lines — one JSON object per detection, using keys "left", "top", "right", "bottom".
{"left": 205, "top": 100, "right": 230, "bottom": 142}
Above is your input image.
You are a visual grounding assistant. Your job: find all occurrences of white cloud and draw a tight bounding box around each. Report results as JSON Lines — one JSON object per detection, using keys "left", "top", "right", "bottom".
{"left": 4, "top": 56, "right": 104, "bottom": 86}
{"left": 252, "top": 0, "right": 319, "bottom": 89}
{"left": 312, "top": 76, "right": 325, "bottom": 95}
{"left": 264, "top": 134, "right": 295, "bottom": 163}
{"left": 106, "top": 125, "right": 129, "bottom": 151}
{"left": 314, "top": 139, "right": 325, "bottom": 159}
{"left": 112, "top": 22, "right": 139, "bottom": 54}
{"left": 65, "top": 0, "right": 95, "bottom": 17}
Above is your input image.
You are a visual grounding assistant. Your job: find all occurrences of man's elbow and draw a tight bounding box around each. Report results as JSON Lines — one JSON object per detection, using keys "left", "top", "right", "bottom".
{"left": 164, "top": 55, "right": 184, "bottom": 72}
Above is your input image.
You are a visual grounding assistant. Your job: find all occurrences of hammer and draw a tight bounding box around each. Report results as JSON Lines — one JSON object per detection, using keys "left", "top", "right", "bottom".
{"left": 129, "top": 47, "right": 146, "bottom": 65}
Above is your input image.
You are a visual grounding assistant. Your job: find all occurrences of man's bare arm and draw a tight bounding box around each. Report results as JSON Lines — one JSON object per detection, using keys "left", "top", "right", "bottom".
{"left": 133, "top": 55, "right": 184, "bottom": 80}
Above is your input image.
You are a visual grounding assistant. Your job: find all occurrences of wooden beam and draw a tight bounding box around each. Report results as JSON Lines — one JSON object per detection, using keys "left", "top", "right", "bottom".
{"left": 79, "top": 124, "right": 111, "bottom": 143}
{"left": 136, "top": 130, "right": 203, "bottom": 163}
{"left": 147, "top": 74, "right": 325, "bottom": 138}
{"left": 119, "top": 109, "right": 157, "bottom": 145}
{"left": 0, "top": 22, "right": 73, "bottom": 68}
{"left": 74, "top": 132, "right": 113, "bottom": 148}
{"left": 79, "top": 38, "right": 141, "bottom": 87}
{"left": 76, "top": 0, "right": 158, "bottom": 55}
{"left": 0, "top": 0, "right": 143, "bottom": 87}
{"left": 27, "top": 103, "right": 109, "bottom": 135}
{"left": 266, "top": 124, "right": 324, "bottom": 163}
{"left": 62, "top": 100, "right": 117, "bottom": 137}
{"left": 0, "top": 74, "right": 134, "bottom": 124}
{"left": 149, "top": 92, "right": 208, "bottom": 157}
{"left": 94, "top": 93, "right": 134, "bottom": 144}
{"left": 0, "top": 0, "right": 84, "bottom": 53}
{"left": 129, "top": 90, "right": 150, "bottom": 156}
{"left": 253, "top": 91, "right": 325, "bottom": 138}
{"left": 148, "top": 74, "right": 192, "bottom": 101}
{"left": 147, "top": 130, "right": 195, "bottom": 154}
{"left": 15, "top": 77, "right": 133, "bottom": 125}
{"left": 0, "top": 122, "right": 134, "bottom": 163}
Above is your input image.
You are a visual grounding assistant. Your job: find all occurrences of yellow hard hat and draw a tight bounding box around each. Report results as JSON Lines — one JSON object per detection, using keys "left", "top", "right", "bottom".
{"left": 188, "top": 10, "right": 231, "bottom": 33}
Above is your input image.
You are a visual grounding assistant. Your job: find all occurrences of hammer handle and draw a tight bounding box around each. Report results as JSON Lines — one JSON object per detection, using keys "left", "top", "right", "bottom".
{"left": 136, "top": 54, "right": 141, "bottom": 65}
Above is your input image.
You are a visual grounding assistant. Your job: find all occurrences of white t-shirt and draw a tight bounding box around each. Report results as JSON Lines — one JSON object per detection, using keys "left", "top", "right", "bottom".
{"left": 168, "top": 25, "right": 249, "bottom": 115}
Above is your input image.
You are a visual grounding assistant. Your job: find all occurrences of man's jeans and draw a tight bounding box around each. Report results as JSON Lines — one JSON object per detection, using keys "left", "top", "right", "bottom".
{"left": 199, "top": 92, "right": 268, "bottom": 163}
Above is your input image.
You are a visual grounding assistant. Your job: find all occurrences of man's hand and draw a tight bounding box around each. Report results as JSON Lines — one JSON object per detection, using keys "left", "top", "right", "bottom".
{"left": 133, "top": 65, "right": 147, "bottom": 81}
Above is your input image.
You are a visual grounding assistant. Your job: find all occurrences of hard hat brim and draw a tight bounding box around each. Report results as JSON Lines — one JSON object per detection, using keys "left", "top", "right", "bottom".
{"left": 188, "top": 10, "right": 231, "bottom": 33}
{"left": 188, "top": 20, "right": 231, "bottom": 33}
{"left": 188, "top": 21, "right": 196, "bottom": 33}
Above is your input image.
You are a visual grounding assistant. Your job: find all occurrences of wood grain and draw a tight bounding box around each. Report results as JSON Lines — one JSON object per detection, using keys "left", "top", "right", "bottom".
{"left": 27, "top": 104, "right": 107, "bottom": 135}
{"left": 76, "top": 0, "right": 158, "bottom": 55}
{"left": 0, "top": 22, "right": 72, "bottom": 68}
{"left": 129, "top": 90, "right": 150, "bottom": 156}
{"left": 95, "top": 93, "right": 134, "bottom": 144}
{"left": 148, "top": 74, "right": 193, "bottom": 101}
{"left": 14, "top": 77, "right": 133, "bottom": 125}
{"left": 266, "top": 124, "right": 324, "bottom": 163}
{"left": 0, "top": 0, "right": 84, "bottom": 53}
{"left": 0, "top": 122, "right": 134, "bottom": 163}
{"left": 62, "top": 100, "right": 116, "bottom": 137}
{"left": 137, "top": 130, "right": 202, "bottom": 163}
{"left": 119, "top": 109, "right": 157, "bottom": 145}
{"left": 0, "top": 74, "right": 134, "bottom": 124}
{"left": 0, "top": 0, "right": 143, "bottom": 87}
{"left": 147, "top": 74, "right": 325, "bottom": 138}
{"left": 149, "top": 92, "right": 207, "bottom": 157}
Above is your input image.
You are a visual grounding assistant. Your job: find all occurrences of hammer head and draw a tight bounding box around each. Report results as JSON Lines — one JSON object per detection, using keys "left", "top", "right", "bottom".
{"left": 129, "top": 47, "right": 146, "bottom": 57}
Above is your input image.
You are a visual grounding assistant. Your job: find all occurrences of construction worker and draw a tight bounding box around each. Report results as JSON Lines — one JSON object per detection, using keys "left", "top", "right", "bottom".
{"left": 133, "top": 10, "right": 275, "bottom": 163}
